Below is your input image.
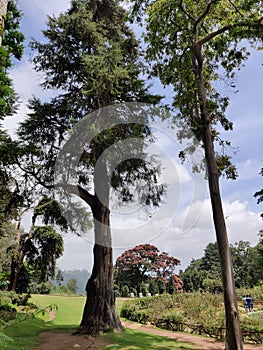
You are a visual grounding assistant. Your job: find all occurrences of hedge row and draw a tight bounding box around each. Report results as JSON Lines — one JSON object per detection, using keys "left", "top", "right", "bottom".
{"left": 120, "top": 293, "right": 263, "bottom": 344}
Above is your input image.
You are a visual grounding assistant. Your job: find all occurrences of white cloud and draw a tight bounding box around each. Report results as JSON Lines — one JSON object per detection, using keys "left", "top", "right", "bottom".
{"left": 57, "top": 198, "right": 262, "bottom": 272}
{"left": 5, "top": 2, "right": 262, "bottom": 274}
{"left": 10, "top": 60, "right": 41, "bottom": 100}
{"left": 57, "top": 233, "right": 94, "bottom": 271}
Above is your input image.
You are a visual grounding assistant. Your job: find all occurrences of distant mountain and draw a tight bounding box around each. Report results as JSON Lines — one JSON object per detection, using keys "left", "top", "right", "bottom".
{"left": 54, "top": 269, "right": 91, "bottom": 294}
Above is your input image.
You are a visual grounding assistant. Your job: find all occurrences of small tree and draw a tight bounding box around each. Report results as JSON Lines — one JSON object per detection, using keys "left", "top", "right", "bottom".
{"left": 157, "top": 278, "right": 166, "bottom": 294}
{"left": 67, "top": 279, "right": 78, "bottom": 294}
{"left": 56, "top": 269, "right": 64, "bottom": 286}
{"left": 149, "top": 280, "right": 158, "bottom": 295}
{"left": 115, "top": 244, "right": 181, "bottom": 292}
{"left": 140, "top": 282, "right": 148, "bottom": 297}
{"left": 8, "top": 197, "right": 66, "bottom": 291}
{"left": 167, "top": 275, "right": 175, "bottom": 295}
{"left": 121, "top": 285, "right": 129, "bottom": 297}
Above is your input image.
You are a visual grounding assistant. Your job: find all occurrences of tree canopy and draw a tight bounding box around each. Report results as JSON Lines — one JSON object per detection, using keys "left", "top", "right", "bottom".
{"left": 0, "top": 1, "right": 24, "bottom": 232}
{"left": 131, "top": 1, "right": 263, "bottom": 347}
{"left": 182, "top": 238, "right": 263, "bottom": 292}
{"left": 16, "top": 0, "right": 164, "bottom": 335}
{"left": 115, "top": 244, "right": 182, "bottom": 293}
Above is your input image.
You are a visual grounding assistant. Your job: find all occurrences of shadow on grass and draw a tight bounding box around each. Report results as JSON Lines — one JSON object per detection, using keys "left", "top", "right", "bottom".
{"left": 105, "top": 328, "right": 196, "bottom": 350}
{"left": 1, "top": 316, "right": 78, "bottom": 350}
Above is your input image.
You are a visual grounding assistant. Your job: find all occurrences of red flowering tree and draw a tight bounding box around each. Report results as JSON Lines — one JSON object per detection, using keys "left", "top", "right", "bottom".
{"left": 115, "top": 244, "right": 182, "bottom": 293}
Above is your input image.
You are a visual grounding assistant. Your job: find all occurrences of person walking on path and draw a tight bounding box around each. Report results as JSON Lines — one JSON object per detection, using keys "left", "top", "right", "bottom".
{"left": 246, "top": 295, "right": 253, "bottom": 312}
{"left": 242, "top": 296, "right": 248, "bottom": 312}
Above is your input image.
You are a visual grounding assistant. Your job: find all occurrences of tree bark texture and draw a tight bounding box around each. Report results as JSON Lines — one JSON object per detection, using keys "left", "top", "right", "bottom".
{"left": 193, "top": 45, "right": 243, "bottom": 350}
{"left": 0, "top": 0, "right": 8, "bottom": 46}
{"left": 77, "top": 192, "right": 123, "bottom": 335}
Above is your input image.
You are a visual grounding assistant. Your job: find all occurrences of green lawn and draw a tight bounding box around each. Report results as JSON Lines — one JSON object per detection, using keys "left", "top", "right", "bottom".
{"left": 31, "top": 294, "right": 86, "bottom": 329}
{"left": 0, "top": 295, "right": 196, "bottom": 349}
{"left": 105, "top": 328, "right": 196, "bottom": 349}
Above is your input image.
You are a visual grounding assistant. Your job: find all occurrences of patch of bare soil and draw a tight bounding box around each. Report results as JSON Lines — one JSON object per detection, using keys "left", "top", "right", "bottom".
{"left": 37, "top": 331, "right": 110, "bottom": 350}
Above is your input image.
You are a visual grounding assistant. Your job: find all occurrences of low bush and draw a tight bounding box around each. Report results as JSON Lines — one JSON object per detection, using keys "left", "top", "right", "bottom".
{"left": 121, "top": 292, "right": 263, "bottom": 343}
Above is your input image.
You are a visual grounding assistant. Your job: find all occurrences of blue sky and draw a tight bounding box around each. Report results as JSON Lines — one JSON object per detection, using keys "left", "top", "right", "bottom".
{"left": 4, "top": 0, "right": 262, "bottom": 272}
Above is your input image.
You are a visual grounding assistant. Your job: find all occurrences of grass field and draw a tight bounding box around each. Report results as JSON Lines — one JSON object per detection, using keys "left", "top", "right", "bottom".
{"left": 0, "top": 295, "right": 196, "bottom": 349}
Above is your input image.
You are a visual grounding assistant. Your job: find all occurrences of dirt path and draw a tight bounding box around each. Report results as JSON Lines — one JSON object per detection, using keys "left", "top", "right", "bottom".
{"left": 37, "top": 314, "right": 263, "bottom": 350}
{"left": 37, "top": 331, "right": 110, "bottom": 350}
{"left": 122, "top": 320, "right": 262, "bottom": 350}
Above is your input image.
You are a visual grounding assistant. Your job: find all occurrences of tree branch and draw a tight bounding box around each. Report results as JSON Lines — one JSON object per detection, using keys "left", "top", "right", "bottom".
{"left": 17, "top": 162, "right": 53, "bottom": 190}
{"left": 197, "top": 20, "right": 263, "bottom": 46}
{"left": 228, "top": 0, "right": 243, "bottom": 17}
{"left": 194, "top": 0, "right": 219, "bottom": 30}
{"left": 56, "top": 183, "right": 95, "bottom": 208}
{"left": 179, "top": 0, "right": 195, "bottom": 22}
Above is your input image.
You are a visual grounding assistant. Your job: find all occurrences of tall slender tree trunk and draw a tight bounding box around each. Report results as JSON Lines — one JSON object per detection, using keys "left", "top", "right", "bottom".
{"left": 77, "top": 173, "right": 122, "bottom": 334}
{"left": 8, "top": 213, "right": 23, "bottom": 291}
{"left": 0, "top": 0, "right": 8, "bottom": 46}
{"left": 193, "top": 44, "right": 243, "bottom": 350}
{"left": 8, "top": 212, "right": 36, "bottom": 291}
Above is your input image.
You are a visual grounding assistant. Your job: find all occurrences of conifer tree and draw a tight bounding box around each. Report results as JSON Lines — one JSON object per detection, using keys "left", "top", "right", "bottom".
{"left": 18, "top": 0, "right": 163, "bottom": 334}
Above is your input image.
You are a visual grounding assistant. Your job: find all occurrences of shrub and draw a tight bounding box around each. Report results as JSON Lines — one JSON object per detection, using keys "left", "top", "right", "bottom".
{"left": 121, "top": 285, "right": 129, "bottom": 297}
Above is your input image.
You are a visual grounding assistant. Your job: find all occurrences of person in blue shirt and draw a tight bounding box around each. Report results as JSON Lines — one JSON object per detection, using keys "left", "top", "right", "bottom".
{"left": 246, "top": 295, "right": 253, "bottom": 312}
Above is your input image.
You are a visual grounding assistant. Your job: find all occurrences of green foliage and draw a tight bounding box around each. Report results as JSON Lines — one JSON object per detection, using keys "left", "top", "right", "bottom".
{"left": 182, "top": 239, "right": 263, "bottom": 291}
{"left": 121, "top": 285, "right": 130, "bottom": 297}
{"left": 29, "top": 226, "right": 64, "bottom": 281}
{"left": 149, "top": 280, "right": 158, "bottom": 295}
{"left": 167, "top": 275, "right": 175, "bottom": 295}
{"left": 27, "top": 281, "right": 53, "bottom": 295}
{"left": 121, "top": 292, "right": 263, "bottom": 342}
{"left": 157, "top": 279, "right": 166, "bottom": 294}
{"left": 66, "top": 278, "right": 78, "bottom": 294}
{"left": 140, "top": 283, "right": 148, "bottom": 297}
{"left": 115, "top": 244, "right": 182, "bottom": 293}
{"left": 105, "top": 327, "right": 196, "bottom": 349}
{"left": 121, "top": 293, "right": 224, "bottom": 328}
{"left": 0, "top": 0, "right": 24, "bottom": 119}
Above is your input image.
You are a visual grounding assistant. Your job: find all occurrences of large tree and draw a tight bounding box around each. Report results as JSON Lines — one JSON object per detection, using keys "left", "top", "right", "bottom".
{"left": 0, "top": 0, "right": 8, "bottom": 46}
{"left": 0, "top": 0, "right": 24, "bottom": 232}
{"left": 131, "top": 0, "right": 263, "bottom": 348}
{"left": 115, "top": 244, "right": 182, "bottom": 292}
{"left": 17, "top": 0, "right": 164, "bottom": 334}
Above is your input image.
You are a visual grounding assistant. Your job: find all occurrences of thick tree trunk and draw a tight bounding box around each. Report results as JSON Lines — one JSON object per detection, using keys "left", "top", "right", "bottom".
{"left": 0, "top": 0, "right": 8, "bottom": 46}
{"left": 77, "top": 194, "right": 123, "bottom": 335}
{"left": 194, "top": 46, "right": 243, "bottom": 349}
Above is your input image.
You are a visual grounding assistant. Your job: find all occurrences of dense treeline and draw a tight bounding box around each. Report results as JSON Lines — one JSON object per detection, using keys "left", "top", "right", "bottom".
{"left": 182, "top": 233, "right": 263, "bottom": 292}
{"left": 113, "top": 237, "right": 263, "bottom": 297}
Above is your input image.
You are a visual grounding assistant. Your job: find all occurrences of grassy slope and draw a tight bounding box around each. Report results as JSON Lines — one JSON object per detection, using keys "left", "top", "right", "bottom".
{"left": 0, "top": 295, "right": 196, "bottom": 350}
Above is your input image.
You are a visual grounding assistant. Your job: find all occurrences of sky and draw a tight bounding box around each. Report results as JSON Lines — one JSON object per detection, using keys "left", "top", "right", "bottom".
{"left": 3, "top": 0, "right": 263, "bottom": 273}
